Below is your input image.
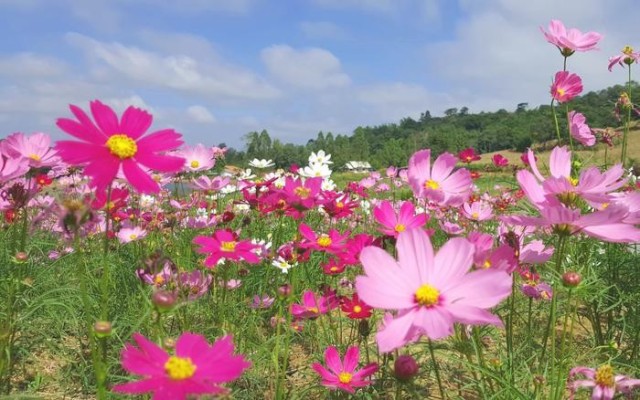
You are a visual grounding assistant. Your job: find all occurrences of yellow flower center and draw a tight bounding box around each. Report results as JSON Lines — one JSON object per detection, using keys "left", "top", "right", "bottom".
{"left": 594, "top": 365, "right": 615, "bottom": 388}
{"left": 28, "top": 153, "right": 41, "bottom": 161}
{"left": 471, "top": 212, "right": 479, "bottom": 220}
{"left": 336, "top": 201, "right": 344, "bottom": 208}
{"left": 106, "top": 134, "right": 137, "bottom": 159}
{"left": 129, "top": 234, "right": 137, "bottom": 240}
{"left": 570, "top": 177, "right": 579, "bottom": 186}
{"left": 190, "top": 160, "right": 200, "bottom": 169}
{"left": 601, "top": 202, "right": 609, "bottom": 210}
{"left": 294, "top": 186, "right": 311, "bottom": 199}
{"left": 623, "top": 45, "right": 634, "bottom": 55}
{"left": 483, "top": 260, "right": 492, "bottom": 269}
{"left": 330, "top": 266, "right": 338, "bottom": 272}
{"left": 221, "top": 241, "right": 237, "bottom": 252}
{"left": 415, "top": 284, "right": 440, "bottom": 307}
{"left": 164, "top": 356, "right": 196, "bottom": 380}
{"left": 395, "top": 224, "right": 406, "bottom": 233}
{"left": 317, "top": 235, "right": 332, "bottom": 247}
{"left": 353, "top": 305, "right": 362, "bottom": 313}
{"left": 338, "top": 372, "right": 353, "bottom": 384}
{"left": 307, "top": 306, "right": 319, "bottom": 314}
{"left": 557, "top": 88, "right": 566, "bottom": 97}
{"left": 424, "top": 179, "right": 440, "bottom": 190}
{"left": 154, "top": 275, "right": 165, "bottom": 286}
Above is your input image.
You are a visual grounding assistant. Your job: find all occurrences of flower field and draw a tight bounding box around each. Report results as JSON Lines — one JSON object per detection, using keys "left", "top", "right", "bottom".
{"left": 1, "top": 19, "right": 640, "bottom": 400}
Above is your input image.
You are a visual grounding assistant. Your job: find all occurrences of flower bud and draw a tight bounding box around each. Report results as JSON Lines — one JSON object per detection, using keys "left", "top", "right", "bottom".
{"left": 152, "top": 290, "right": 177, "bottom": 310}
{"left": 14, "top": 251, "right": 29, "bottom": 262}
{"left": 277, "top": 284, "right": 291, "bottom": 298}
{"left": 562, "top": 271, "right": 581, "bottom": 288}
{"left": 394, "top": 354, "right": 419, "bottom": 381}
{"left": 93, "top": 320, "right": 113, "bottom": 338}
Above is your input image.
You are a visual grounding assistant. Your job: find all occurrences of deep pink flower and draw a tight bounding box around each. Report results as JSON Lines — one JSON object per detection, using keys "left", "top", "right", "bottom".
{"left": 355, "top": 228, "right": 512, "bottom": 352}
{"left": 551, "top": 71, "right": 583, "bottom": 103}
{"left": 540, "top": 20, "right": 602, "bottom": 56}
{"left": 492, "top": 154, "right": 509, "bottom": 167}
{"left": 608, "top": 45, "right": 640, "bottom": 71}
{"left": 112, "top": 332, "right": 251, "bottom": 399}
{"left": 279, "top": 176, "right": 323, "bottom": 218}
{"left": 458, "top": 148, "right": 481, "bottom": 163}
{"left": 373, "top": 200, "right": 428, "bottom": 237}
{"left": 193, "top": 229, "right": 261, "bottom": 267}
{"left": 290, "top": 290, "right": 338, "bottom": 319}
{"left": 298, "top": 223, "right": 350, "bottom": 255}
{"left": 568, "top": 365, "right": 640, "bottom": 400}
{"left": 408, "top": 149, "right": 472, "bottom": 206}
{"left": 568, "top": 111, "right": 596, "bottom": 146}
{"left": 311, "top": 346, "right": 378, "bottom": 394}
{"left": 55, "top": 100, "right": 185, "bottom": 193}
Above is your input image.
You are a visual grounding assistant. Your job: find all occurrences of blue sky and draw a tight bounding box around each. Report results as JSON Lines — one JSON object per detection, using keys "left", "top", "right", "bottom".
{"left": 0, "top": 0, "right": 638, "bottom": 149}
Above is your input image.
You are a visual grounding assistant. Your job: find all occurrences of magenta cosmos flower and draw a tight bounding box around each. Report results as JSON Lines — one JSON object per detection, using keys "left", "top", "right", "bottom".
{"left": 492, "top": 154, "right": 509, "bottom": 167}
{"left": 568, "top": 364, "right": 640, "bottom": 400}
{"left": 55, "top": 100, "right": 185, "bottom": 194}
{"left": 193, "top": 229, "right": 261, "bottom": 267}
{"left": 298, "top": 223, "right": 350, "bottom": 255}
{"left": 540, "top": 20, "right": 602, "bottom": 56}
{"left": 407, "top": 149, "right": 472, "bottom": 206}
{"left": 312, "top": 346, "right": 378, "bottom": 394}
{"left": 373, "top": 200, "right": 428, "bottom": 237}
{"left": 112, "top": 332, "right": 251, "bottom": 400}
{"left": 290, "top": 290, "right": 339, "bottom": 320}
{"left": 551, "top": 71, "right": 583, "bottom": 103}
{"left": 355, "top": 228, "right": 512, "bottom": 353}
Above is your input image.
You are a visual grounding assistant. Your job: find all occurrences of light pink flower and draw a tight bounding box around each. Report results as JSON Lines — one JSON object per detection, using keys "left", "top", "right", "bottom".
{"left": 551, "top": 71, "right": 583, "bottom": 103}
{"left": 540, "top": 20, "right": 602, "bottom": 55}
{"left": 462, "top": 201, "right": 493, "bottom": 221}
{"left": 568, "top": 111, "right": 596, "bottom": 146}
{"left": 312, "top": 346, "right": 378, "bottom": 394}
{"left": 1, "top": 132, "right": 60, "bottom": 168}
{"left": 373, "top": 200, "right": 428, "bottom": 237}
{"left": 408, "top": 149, "right": 472, "bottom": 206}
{"left": 117, "top": 226, "right": 147, "bottom": 244}
{"left": 568, "top": 365, "right": 640, "bottom": 400}
{"left": 176, "top": 144, "right": 215, "bottom": 172}
{"left": 608, "top": 45, "right": 640, "bottom": 71}
{"left": 355, "top": 228, "right": 512, "bottom": 352}
{"left": 290, "top": 290, "right": 338, "bottom": 320}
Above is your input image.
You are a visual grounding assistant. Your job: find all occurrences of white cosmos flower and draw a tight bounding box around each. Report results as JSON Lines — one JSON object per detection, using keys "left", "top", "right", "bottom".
{"left": 239, "top": 169, "right": 256, "bottom": 180}
{"left": 299, "top": 162, "right": 332, "bottom": 178}
{"left": 248, "top": 159, "right": 274, "bottom": 169}
{"left": 272, "top": 257, "right": 297, "bottom": 274}
{"left": 309, "top": 150, "right": 332, "bottom": 165}
{"left": 321, "top": 178, "right": 336, "bottom": 191}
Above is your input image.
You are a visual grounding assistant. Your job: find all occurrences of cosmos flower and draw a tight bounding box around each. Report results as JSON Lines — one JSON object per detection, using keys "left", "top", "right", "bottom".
{"left": 608, "top": 45, "right": 640, "bottom": 71}
{"left": 112, "top": 332, "right": 251, "bottom": 399}
{"left": 568, "top": 364, "right": 640, "bottom": 400}
{"left": 312, "top": 346, "right": 378, "bottom": 394}
{"left": 176, "top": 144, "right": 215, "bottom": 173}
{"left": 540, "top": 19, "right": 601, "bottom": 56}
{"left": 407, "top": 149, "right": 472, "bottom": 206}
{"left": 193, "top": 229, "right": 261, "bottom": 267}
{"left": 551, "top": 71, "right": 583, "bottom": 103}
{"left": 373, "top": 200, "right": 428, "bottom": 238}
{"left": 568, "top": 111, "right": 596, "bottom": 146}
{"left": 55, "top": 100, "right": 185, "bottom": 193}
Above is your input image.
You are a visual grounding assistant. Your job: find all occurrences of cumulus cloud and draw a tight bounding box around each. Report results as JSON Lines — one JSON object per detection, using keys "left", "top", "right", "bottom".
{"left": 0, "top": 53, "right": 67, "bottom": 77}
{"left": 187, "top": 105, "right": 217, "bottom": 123}
{"left": 261, "top": 45, "right": 351, "bottom": 90}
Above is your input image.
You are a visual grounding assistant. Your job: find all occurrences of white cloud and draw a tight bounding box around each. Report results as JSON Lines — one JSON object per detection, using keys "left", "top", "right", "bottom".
{"left": 67, "top": 33, "right": 280, "bottom": 102}
{"left": 261, "top": 45, "right": 351, "bottom": 90}
{"left": 0, "top": 53, "right": 67, "bottom": 77}
{"left": 187, "top": 105, "right": 217, "bottom": 123}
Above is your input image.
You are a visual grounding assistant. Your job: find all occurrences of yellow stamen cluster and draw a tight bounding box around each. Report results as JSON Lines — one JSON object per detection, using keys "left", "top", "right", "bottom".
{"left": 623, "top": 45, "right": 634, "bottom": 55}
{"left": 415, "top": 284, "right": 440, "bottom": 307}
{"left": 29, "top": 154, "right": 41, "bottom": 161}
{"left": 220, "top": 241, "right": 237, "bottom": 252}
{"left": 317, "top": 235, "right": 332, "bottom": 247}
{"left": 424, "top": 179, "right": 440, "bottom": 190}
{"left": 294, "top": 186, "right": 311, "bottom": 199}
{"left": 190, "top": 160, "right": 200, "bottom": 169}
{"left": 164, "top": 356, "right": 197, "bottom": 380}
{"left": 394, "top": 224, "right": 406, "bottom": 233}
{"left": 338, "top": 372, "right": 353, "bottom": 384}
{"left": 594, "top": 365, "right": 615, "bottom": 388}
{"left": 353, "top": 305, "right": 362, "bottom": 313}
{"left": 557, "top": 88, "right": 566, "bottom": 97}
{"left": 106, "top": 134, "right": 137, "bottom": 159}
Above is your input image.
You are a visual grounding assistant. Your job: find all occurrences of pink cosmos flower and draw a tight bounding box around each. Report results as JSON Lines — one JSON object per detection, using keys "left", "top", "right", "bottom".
{"left": 608, "top": 45, "right": 640, "bottom": 71}
{"left": 458, "top": 148, "right": 481, "bottom": 163}
{"left": 355, "top": 228, "right": 512, "bottom": 352}
{"left": 492, "top": 154, "right": 509, "bottom": 167}
{"left": 290, "top": 290, "right": 338, "bottom": 320}
{"left": 373, "top": 200, "right": 428, "bottom": 237}
{"left": 408, "top": 149, "right": 472, "bottom": 206}
{"left": 176, "top": 144, "right": 215, "bottom": 173}
{"left": 568, "top": 365, "right": 640, "bottom": 400}
{"left": 312, "top": 346, "right": 378, "bottom": 394}
{"left": 1, "top": 132, "right": 60, "bottom": 168}
{"left": 0, "top": 154, "right": 29, "bottom": 183}
{"left": 193, "top": 229, "right": 261, "bottom": 267}
{"left": 112, "top": 332, "right": 251, "bottom": 399}
{"left": 540, "top": 20, "right": 602, "bottom": 56}
{"left": 462, "top": 201, "right": 493, "bottom": 222}
{"left": 568, "top": 111, "right": 596, "bottom": 146}
{"left": 279, "top": 176, "right": 323, "bottom": 218}
{"left": 55, "top": 100, "right": 185, "bottom": 194}
{"left": 189, "top": 175, "right": 230, "bottom": 192}
{"left": 117, "top": 226, "right": 148, "bottom": 244}
{"left": 551, "top": 71, "right": 583, "bottom": 103}
{"left": 298, "top": 223, "right": 350, "bottom": 255}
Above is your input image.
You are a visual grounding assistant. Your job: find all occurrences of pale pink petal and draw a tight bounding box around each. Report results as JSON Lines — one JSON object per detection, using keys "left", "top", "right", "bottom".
{"left": 376, "top": 310, "right": 417, "bottom": 353}
{"left": 430, "top": 152, "right": 456, "bottom": 182}
{"left": 444, "top": 269, "right": 512, "bottom": 308}
{"left": 412, "top": 307, "right": 454, "bottom": 340}
{"left": 549, "top": 146, "right": 571, "bottom": 179}
{"left": 432, "top": 237, "right": 474, "bottom": 290}
{"left": 446, "top": 304, "right": 504, "bottom": 327}
{"left": 356, "top": 247, "right": 415, "bottom": 310}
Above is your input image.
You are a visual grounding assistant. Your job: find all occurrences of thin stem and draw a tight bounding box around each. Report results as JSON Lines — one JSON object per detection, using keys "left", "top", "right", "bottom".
{"left": 427, "top": 339, "right": 446, "bottom": 400}
{"left": 551, "top": 100, "right": 562, "bottom": 145}
{"left": 621, "top": 65, "right": 632, "bottom": 166}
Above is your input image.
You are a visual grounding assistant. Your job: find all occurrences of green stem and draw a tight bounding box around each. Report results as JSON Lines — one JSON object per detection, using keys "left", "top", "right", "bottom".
{"left": 621, "top": 65, "right": 632, "bottom": 166}
{"left": 551, "top": 100, "right": 562, "bottom": 145}
{"left": 427, "top": 339, "right": 446, "bottom": 400}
